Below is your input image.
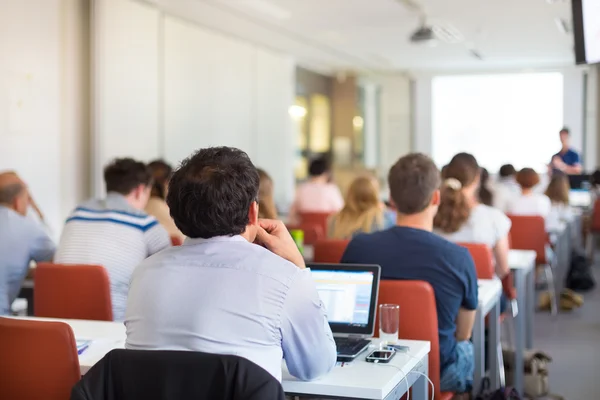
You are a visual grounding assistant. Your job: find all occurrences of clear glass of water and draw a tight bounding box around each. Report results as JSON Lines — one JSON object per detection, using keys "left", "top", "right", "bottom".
{"left": 379, "top": 304, "right": 399, "bottom": 345}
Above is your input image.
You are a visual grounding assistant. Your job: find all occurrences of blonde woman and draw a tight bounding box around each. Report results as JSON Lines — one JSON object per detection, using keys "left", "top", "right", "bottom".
{"left": 257, "top": 168, "right": 278, "bottom": 220}
{"left": 328, "top": 176, "right": 385, "bottom": 239}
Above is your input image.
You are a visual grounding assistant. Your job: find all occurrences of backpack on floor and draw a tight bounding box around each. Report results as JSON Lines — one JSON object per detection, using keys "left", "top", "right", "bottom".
{"left": 565, "top": 251, "right": 595, "bottom": 292}
{"left": 474, "top": 377, "right": 521, "bottom": 400}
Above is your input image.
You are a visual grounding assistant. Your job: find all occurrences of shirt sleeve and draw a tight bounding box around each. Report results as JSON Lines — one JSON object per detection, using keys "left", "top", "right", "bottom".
{"left": 28, "top": 221, "right": 56, "bottom": 262}
{"left": 459, "top": 248, "right": 478, "bottom": 310}
{"left": 572, "top": 151, "right": 581, "bottom": 165}
{"left": 491, "top": 209, "right": 511, "bottom": 246}
{"left": 144, "top": 222, "right": 171, "bottom": 256}
{"left": 280, "top": 269, "right": 337, "bottom": 381}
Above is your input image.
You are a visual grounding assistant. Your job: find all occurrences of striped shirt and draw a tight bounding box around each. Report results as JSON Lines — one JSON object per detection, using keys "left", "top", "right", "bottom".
{"left": 55, "top": 193, "right": 170, "bottom": 321}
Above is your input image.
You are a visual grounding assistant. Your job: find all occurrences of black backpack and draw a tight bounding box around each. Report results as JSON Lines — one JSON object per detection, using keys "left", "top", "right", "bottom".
{"left": 565, "top": 251, "right": 595, "bottom": 292}
{"left": 474, "top": 378, "right": 521, "bottom": 400}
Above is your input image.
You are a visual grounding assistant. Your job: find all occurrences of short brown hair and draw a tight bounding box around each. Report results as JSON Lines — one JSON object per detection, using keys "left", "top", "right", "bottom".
{"left": 434, "top": 153, "right": 480, "bottom": 233}
{"left": 545, "top": 173, "right": 569, "bottom": 205}
{"left": 388, "top": 153, "right": 441, "bottom": 215}
{"left": 516, "top": 168, "right": 540, "bottom": 189}
{"left": 104, "top": 158, "right": 153, "bottom": 195}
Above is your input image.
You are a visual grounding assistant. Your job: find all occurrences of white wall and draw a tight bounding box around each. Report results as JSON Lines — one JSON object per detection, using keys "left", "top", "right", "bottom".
{"left": 93, "top": 0, "right": 295, "bottom": 205}
{"left": 412, "top": 67, "right": 595, "bottom": 169}
{"left": 0, "top": 0, "right": 90, "bottom": 238}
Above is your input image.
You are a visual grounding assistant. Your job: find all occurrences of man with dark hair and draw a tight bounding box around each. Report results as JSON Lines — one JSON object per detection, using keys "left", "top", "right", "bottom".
{"left": 125, "top": 147, "right": 336, "bottom": 382}
{"left": 494, "top": 164, "right": 520, "bottom": 212}
{"left": 551, "top": 128, "right": 582, "bottom": 175}
{"left": 289, "top": 156, "right": 343, "bottom": 221}
{"left": 55, "top": 158, "right": 170, "bottom": 321}
{"left": 341, "top": 153, "right": 478, "bottom": 393}
{"left": 0, "top": 172, "right": 55, "bottom": 315}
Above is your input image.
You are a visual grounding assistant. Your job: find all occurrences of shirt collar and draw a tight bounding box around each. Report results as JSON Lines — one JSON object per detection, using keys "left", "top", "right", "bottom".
{"left": 183, "top": 235, "right": 248, "bottom": 246}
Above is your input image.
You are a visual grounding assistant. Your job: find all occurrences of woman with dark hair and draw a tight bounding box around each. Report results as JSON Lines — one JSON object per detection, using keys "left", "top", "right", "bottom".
{"left": 507, "top": 168, "right": 551, "bottom": 218}
{"left": 479, "top": 168, "right": 493, "bottom": 206}
{"left": 434, "top": 153, "right": 511, "bottom": 278}
{"left": 145, "top": 160, "right": 184, "bottom": 241}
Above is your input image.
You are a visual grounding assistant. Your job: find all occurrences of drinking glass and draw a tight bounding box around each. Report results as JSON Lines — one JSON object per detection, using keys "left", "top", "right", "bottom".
{"left": 379, "top": 304, "right": 399, "bottom": 344}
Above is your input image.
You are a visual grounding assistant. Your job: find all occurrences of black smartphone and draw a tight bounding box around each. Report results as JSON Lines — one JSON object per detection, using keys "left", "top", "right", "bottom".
{"left": 365, "top": 350, "right": 396, "bottom": 363}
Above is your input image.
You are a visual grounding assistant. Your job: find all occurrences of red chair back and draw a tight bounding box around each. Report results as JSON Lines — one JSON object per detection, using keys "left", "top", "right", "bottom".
{"left": 298, "top": 212, "right": 331, "bottom": 237}
{"left": 0, "top": 317, "right": 81, "bottom": 400}
{"left": 35, "top": 263, "right": 113, "bottom": 321}
{"left": 286, "top": 223, "right": 325, "bottom": 246}
{"left": 457, "top": 243, "right": 494, "bottom": 279}
{"left": 592, "top": 199, "right": 600, "bottom": 232}
{"left": 507, "top": 215, "right": 547, "bottom": 265}
{"left": 170, "top": 236, "right": 183, "bottom": 246}
{"left": 375, "top": 280, "right": 452, "bottom": 400}
{"left": 313, "top": 239, "right": 350, "bottom": 263}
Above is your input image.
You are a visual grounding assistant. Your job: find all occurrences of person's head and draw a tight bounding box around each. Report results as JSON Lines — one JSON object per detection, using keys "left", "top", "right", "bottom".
{"left": 560, "top": 128, "right": 570, "bottom": 149}
{"left": 104, "top": 158, "right": 153, "bottom": 210}
{"left": 499, "top": 164, "right": 517, "bottom": 179}
{"left": 0, "top": 172, "right": 29, "bottom": 216}
{"left": 147, "top": 160, "right": 173, "bottom": 200}
{"left": 591, "top": 169, "right": 600, "bottom": 187}
{"left": 388, "top": 153, "right": 441, "bottom": 230}
{"left": 257, "top": 168, "right": 278, "bottom": 220}
{"left": 479, "top": 168, "right": 493, "bottom": 206}
{"left": 433, "top": 152, "right": 481, "bottom": 233}
{"left": 545, "top": 173, "right": 570, "bottom": 205}
{"left": 330, "top": 175, "right": 382, "bottom": 239}
{"left": 308, "top": 156, "right": 332, "bottom": 180}
{"left": 516, "top": 168, "right": 540, "bottom": 193}
{"left": 167, "top": 147, "right": 260, "bottom": 240}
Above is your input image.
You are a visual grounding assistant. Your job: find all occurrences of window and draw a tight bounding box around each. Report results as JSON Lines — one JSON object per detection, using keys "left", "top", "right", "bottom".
{"left": 431, "top": 73, "right": 564, "bottom": 172}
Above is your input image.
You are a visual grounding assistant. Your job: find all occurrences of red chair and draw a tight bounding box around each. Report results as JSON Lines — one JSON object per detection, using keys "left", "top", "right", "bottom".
{"left": 591, "top": 198, "right": 600, "bottom": 233}
{"left": 457, "top": 243, "right": 494, "bottom": 279}
{"left": 0, "top": 317, "right": 81, "bottom": 400}
{"left": 375, "top": 280, "right": 454, "bottom": 400}
{"left": 286, "top": 223, "right": 325, "bottom": 246}
{"left": 507, "top": 215, "right": 557, "bottom": 315}
{"left": 35, "top": 263, "right": 113, "bottom": 321}
{"left": 170, "top": 236, "right": 183, "bottom": 246}
{"left": 298, "top": 212, "right": 331, "bottom": 238}
{"left": 313, "top": 239, "right": 350, "bottom": 263}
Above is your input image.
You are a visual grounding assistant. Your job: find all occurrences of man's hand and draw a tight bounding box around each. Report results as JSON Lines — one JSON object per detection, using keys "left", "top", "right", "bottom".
{"left": 255, "top": 219, "right": 305, "bottom": 269}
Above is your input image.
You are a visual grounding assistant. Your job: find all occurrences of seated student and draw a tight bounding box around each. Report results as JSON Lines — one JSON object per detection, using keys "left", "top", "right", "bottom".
{"left": 507, "top": 168, "right": 551, "bottom": 219}
{"left": 125, "top": 147, "right": 336, "bottom": 382}
{"left": 435, "top": 153, "right": 511, "bottom": 278}
{"left": 289, "top": 157, "right": 343, "bottom": 222}
{"left": 257, "top": 168, "right": 278, "bottom": 219}
{"left": 493, "top": 164, "right": 520, "bottom": 212}
{"left": 341, "top": 153, "right": 477, "bottom": 393}
{"left": 145, "top": 160, "right": 184, "bottom": 242}
{"left": 0, "top": 172, "right": 55, "bottom": 315}
{"left": 328, "top": 176, "right": 386, "bottom": 239}
{"left": 545, "top": 173, "right": 574, "bottom": 228}
{"left": 55, "top": 158, "right": 170, "bottom": 321}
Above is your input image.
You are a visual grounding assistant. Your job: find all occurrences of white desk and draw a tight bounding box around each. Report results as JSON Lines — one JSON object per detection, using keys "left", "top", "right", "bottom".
{"left": 11, "top": 317, "right": 431, "bottom": 400}
{"left": 508, "top": 249, "right": 536, "bottom": 396}
{"left": 284, "top": 339, "right": 430, "bottom": 400}
{"left": 474, "top": 279, "right": 502, "bottom": 394}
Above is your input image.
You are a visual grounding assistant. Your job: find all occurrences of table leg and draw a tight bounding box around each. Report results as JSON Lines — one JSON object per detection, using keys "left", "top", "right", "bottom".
{"left": 473, "top": 308, "right": 485, "bottom": 394}
{"left": 513, "top": 269, "right": 526, "bottom": 396}
{"left": 525, "top": 266, "right": 534, "bottom": 349}
{"left": 411, "top": 357, "right": 429, "bottom": 400}
{"left": 488, "top": 299, "right": 501, "bottom": 390}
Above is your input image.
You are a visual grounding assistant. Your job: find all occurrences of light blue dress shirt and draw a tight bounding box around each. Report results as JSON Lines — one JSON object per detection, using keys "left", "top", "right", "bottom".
{"left": 0, "top": 206, "right": 55, "bottom": 314}
{"left": 125, "top": 235, "right": 337, "bottom": 381}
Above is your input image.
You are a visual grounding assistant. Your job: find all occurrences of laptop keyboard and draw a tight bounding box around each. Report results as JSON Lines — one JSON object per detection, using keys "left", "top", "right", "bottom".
{"left": 334, "top": 337, "right": 371, "bottom": 357}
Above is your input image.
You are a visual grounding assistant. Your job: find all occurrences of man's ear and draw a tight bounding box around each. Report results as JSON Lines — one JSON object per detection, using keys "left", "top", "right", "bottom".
{"left": 248, "top": 201, "right": 259, "bottom": 226}
{"left": 430, "top": 189, "right": 441, "bottom": 206}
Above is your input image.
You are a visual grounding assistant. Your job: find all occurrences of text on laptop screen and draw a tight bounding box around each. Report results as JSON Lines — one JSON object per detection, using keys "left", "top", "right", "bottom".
{"left": 311, "top": 270, "right": 374, "bottom": 327}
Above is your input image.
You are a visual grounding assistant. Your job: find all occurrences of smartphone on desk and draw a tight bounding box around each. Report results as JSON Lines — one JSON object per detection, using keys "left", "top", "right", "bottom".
{"left": 365, "top": 349, "right": 395, "bottom": 363}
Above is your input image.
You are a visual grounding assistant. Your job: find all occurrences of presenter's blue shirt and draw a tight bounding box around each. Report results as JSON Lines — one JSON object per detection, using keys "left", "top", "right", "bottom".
{"left": 340, "top": 226, "right": 478, "bottom": 371}
{"left": 554, "top": 149, "right": 580, "bottom": 166}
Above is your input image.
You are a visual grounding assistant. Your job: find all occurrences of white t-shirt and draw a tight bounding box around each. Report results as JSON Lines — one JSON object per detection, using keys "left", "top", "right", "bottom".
{"left": 436, "top": 204, "right": 512, "bottom": 249}
{"left": 293, "top": 182, "right": 344, "bottom": 214}
{"left": 507, "top": 194, "right": 552, "bottom": 218}
{"left": 492, "top": 179, "right": 520, "bottom": 212}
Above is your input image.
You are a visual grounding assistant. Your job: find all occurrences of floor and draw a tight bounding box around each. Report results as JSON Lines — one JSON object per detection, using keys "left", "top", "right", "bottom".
{"left": 531, "top": 262, "right": 600, "bottom": 400}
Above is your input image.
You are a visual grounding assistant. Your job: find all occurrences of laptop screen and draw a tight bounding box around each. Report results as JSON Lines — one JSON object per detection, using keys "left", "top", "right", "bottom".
{"left": 308, "top": 263, "right": 380, "bottom": 336}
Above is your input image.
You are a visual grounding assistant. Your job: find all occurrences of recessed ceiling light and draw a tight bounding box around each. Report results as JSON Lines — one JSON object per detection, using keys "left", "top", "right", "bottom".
{"left": 219, "top": 0, "right": 291, "bottom": 21}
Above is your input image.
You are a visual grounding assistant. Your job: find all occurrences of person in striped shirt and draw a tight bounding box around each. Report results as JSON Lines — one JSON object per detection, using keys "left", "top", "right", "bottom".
{"left": 55, "top": 158, "right": 170, "bottom": 321}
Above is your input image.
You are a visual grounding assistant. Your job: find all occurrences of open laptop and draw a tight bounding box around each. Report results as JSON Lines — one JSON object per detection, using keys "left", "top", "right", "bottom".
{"left": 308, "top": 263, "right": 381, "bottom": 362}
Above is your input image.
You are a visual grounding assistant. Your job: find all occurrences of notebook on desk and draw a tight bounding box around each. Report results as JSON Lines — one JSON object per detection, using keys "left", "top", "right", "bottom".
{"left": 308, "top": 263, "right": 381, "bottom": 362}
